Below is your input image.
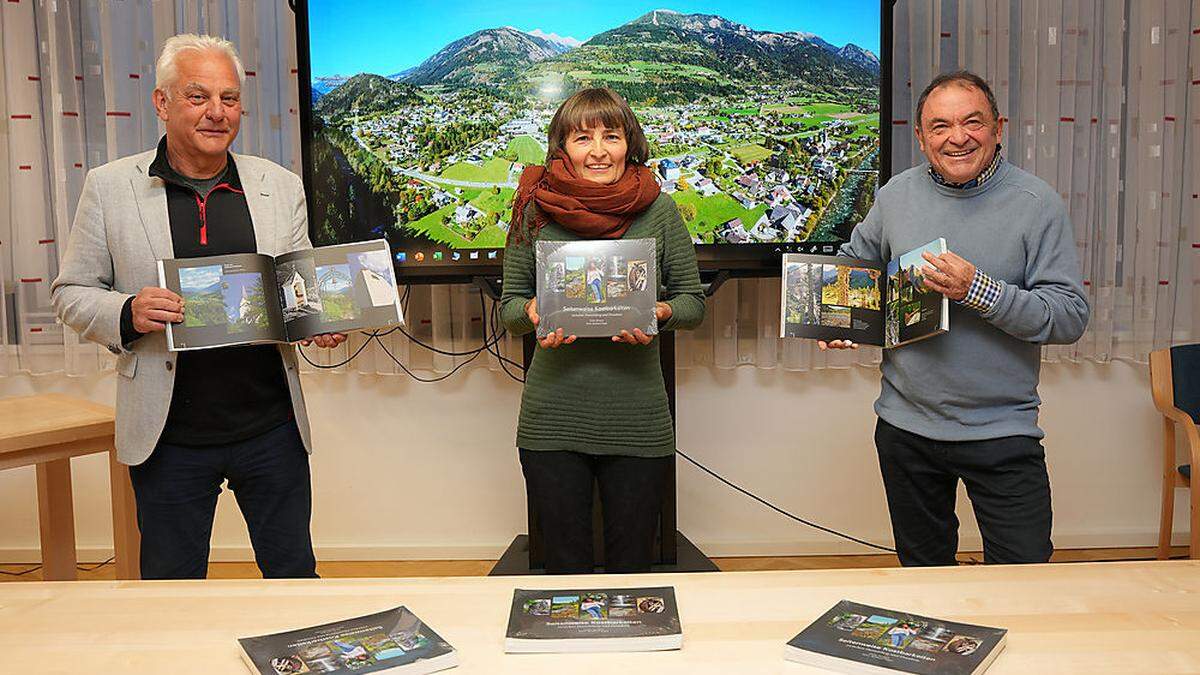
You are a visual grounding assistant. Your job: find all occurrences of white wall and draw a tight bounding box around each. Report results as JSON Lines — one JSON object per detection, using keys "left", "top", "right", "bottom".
{"left": 0, "top": 359, "right": 1183, "bottom": 563}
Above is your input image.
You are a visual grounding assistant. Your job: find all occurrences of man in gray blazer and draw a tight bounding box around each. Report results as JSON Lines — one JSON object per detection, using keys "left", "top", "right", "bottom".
{"left": 52, "top": 34, "right": 344, "bottom": 579}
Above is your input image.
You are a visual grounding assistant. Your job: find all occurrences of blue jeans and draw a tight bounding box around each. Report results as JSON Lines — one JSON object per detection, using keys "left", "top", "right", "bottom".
{"left": 128, "top": 419, "right": 317, "bottom": 579}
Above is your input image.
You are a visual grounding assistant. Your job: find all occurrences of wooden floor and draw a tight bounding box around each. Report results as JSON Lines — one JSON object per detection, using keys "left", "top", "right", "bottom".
{"left": 0, "top": 546, "right": 1190, "bottom": 582}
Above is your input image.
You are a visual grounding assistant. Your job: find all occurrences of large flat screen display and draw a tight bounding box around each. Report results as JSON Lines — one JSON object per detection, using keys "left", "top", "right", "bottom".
{"left": 297, "top": 1, "right": 890, "bottom": 279}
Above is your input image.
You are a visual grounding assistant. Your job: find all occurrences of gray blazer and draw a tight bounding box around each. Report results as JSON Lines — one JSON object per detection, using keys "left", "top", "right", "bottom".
{"left": 51, "top": 147, "right": 314, "bottom": 465}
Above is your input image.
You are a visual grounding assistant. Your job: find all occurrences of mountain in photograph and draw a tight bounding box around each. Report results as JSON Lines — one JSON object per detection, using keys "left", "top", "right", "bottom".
{"left": 314, "top": 73, "right": 423, "bottom": 120}
{"left": 835, "top": 43, "right": 880, "bottom": 74}
{"left": 402, "top": 26, "right": 573, "bottom": 86}
{"left": 318, "top": 9, "right": 877, "bottom": 106}
{"left": 526, "top": 28, "right": 583, "bottom": 50}
{"left": 312, "top": 74, "right": 349, "bottom": 95}
{"left": 574, "top": 9, "right": 878, "bottom": 88}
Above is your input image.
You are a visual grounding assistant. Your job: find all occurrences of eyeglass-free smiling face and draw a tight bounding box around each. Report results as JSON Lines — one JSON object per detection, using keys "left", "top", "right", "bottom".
{"left": 564, "top": 124, "right": 628, "bottom": 185}
{"left": 153, "top": 49, "right": 242, "bottom": 176}
{"left": 916, "top": 82, "right": 1004, "bottom": 185}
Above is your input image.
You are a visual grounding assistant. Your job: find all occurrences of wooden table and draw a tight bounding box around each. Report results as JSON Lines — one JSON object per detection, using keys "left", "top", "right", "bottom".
{"left": 0, "top": 561, "right": 1197, "bottom": 673}
{"left": 0, "top": 393, "right": 139, "bottom": 580}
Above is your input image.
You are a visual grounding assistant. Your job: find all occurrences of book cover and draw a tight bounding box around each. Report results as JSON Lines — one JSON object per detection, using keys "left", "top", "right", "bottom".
{"left": 237, "top": 606, "right": 456, "bottom": 675}
{"left": 780, "top": 238, "right": 949, "bottom": 348}
{"left": 505, "top": 586, "right": 681, "bottom": 653}
{"left": 534, "top": 238, "right": 657, "bottom": 339}
{"left": 785, "top": 600, "right": 1007, "bottom": 674}
{"left": 160, "top": 239, "right": 403, "bottom": 351}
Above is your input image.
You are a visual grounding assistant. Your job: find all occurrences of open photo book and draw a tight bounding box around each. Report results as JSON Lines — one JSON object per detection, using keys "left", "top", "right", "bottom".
{"left": 158, "top": 239, "right": 404, "bottom": 351}
{"left": 534, "top": 238, "right": 657, "bottom": 339}
{"left": 779, "top": 238, "right": 950, "bottom": 348}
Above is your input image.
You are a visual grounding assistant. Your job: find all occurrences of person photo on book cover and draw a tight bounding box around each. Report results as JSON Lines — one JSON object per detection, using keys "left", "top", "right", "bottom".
{"left": 822, "top": 71, "right": 1088, "bottom": 566}
{"left": 51, "top": 34, "right": 346, "bottom": 580}
{"left": 499, "top": 87, "right": 705, "bottom": 573}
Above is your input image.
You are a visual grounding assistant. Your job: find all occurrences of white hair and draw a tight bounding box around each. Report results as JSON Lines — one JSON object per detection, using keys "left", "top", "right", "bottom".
{"left": 155, "top": 33, "right": 245, "bottom": 95}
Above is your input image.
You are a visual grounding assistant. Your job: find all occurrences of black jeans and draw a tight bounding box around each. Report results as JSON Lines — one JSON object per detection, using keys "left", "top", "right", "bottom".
{"left": 128, "top": 419, "right": 317, "bottom": 580}
{"left": 874, "top": 419, "right": 1053, "bottom": 566}
{"left": 519, "top": 449, "right": 671, "bottom": 574}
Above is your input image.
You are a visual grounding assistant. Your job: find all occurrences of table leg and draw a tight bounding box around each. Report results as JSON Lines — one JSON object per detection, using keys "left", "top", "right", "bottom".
{"left": 108, "top": 448, "right": 141, "bottom": 580}
{"left": 35, "top": 458, "right": 77, "bottom": 581}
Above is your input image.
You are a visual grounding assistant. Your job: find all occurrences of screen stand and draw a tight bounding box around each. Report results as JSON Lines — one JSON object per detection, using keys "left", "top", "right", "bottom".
{"left": 489, "top": 318, "right": 717, "bottom": 575}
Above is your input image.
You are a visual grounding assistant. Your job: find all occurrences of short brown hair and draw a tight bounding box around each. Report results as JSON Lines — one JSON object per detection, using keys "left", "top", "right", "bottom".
{"left": 915, "top": 70, "right": 999, "bottom": 128}
{"left": 546, "top": 88, "right": 650, "bottom": 165}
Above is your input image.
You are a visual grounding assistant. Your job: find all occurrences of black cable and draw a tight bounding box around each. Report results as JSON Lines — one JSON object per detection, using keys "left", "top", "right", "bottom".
{"left": 372, "top": 332, "right": 487, "bottom": 382}
{"left": 390, "top": 288, "right": 501, "bottom": 359}
{"left": 480, "top": 292, "right": 526, "bottom": 381}
{"left": 299, "top": 285, "right": 523, "bottom": 381}
{"left": 0, "top": 555, "right": 116, "bottom": 577}
{"left": 394, "top": 323, "right": 493, "bottom": 357}
{"left": 76, "top": 555, "right": 115, "bottom": 572}
{"left": 298, "top": 331, "right": 377, "bottom": 369}
{"left": 676, "top": 448, "right": 897, "bottom": 554}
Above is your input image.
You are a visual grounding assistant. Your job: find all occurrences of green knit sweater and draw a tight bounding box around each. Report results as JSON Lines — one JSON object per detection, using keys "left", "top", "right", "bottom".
{"left": 500, "top": 193, "right": 705, "bottom": 457}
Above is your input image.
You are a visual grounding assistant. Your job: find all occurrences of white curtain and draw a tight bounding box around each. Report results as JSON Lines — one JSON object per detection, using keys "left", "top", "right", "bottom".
{"left": 2, "top": 0, "right": 1195, "bottom": 376}
{"left": 0, "top": 0, "right": 307, "bottom": 374}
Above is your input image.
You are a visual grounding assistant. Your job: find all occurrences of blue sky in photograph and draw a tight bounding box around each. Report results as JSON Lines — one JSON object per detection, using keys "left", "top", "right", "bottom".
{"left": 179, "top": 264, "right": 222, "bottom": 292}
{"left": 220, "top": 272, "right": 263, "bottom": 322}
{"left": 308, "top": 0, "right": 883, "bottom": 79}
{"left": 350, "top": 250, "right": 393, "bottom": 278}
{"left": 316, "top": 264, "right": 353, "bottom": 292}
{"left": 899, "top": 240, "right": 942, "bottom": 271}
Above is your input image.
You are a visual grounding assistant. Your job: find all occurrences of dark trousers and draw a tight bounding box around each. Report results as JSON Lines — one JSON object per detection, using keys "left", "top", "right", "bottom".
{"left": 874, "top": 419, "right": 1053, "bottom": 566}
{"left": 128, "top": 419, "right": 317, "bottom": 580}
{"left": 519, "top": 449, "right": 671, "bottom": 574}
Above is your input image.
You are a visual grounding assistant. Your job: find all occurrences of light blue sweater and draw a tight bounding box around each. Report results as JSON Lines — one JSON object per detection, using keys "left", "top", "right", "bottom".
{"left": 840, "top": 159, "right": 1089, "bottom": 441}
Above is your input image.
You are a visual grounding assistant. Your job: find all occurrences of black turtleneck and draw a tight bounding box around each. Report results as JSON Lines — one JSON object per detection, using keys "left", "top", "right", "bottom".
{"left": 122, "top": 137, "right": 292, "bottom": 447}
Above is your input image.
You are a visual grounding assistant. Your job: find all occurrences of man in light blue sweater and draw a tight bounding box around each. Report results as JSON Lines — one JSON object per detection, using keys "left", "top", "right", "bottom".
{"left": 829, "top": 71, "right": 1089, "bottom": 566}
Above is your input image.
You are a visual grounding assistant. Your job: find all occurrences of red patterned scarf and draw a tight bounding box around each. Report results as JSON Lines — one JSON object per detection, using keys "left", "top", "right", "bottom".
{"left": 508, "top": 150, "right": 660, "bottom": 243}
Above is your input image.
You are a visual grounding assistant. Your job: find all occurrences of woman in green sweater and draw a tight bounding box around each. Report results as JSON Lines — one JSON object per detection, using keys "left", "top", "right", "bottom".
{"left": 500, "top": 88, "right": 705, "bottom": 574}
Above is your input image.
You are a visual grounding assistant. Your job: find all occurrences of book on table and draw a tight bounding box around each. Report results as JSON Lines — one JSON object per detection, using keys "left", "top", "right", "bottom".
{"left": 534, "top": 238, "right": 657, "bottom": 339}
{"left": 780, "top": 238, "right": 949, "bottom": 348}
{"left": 159, "top": 238, "right": 403, "bottom": 351}
{"left": 505, "top": 586, "right": 682, "bottom": 653}
{"left": 784, "top": 599, "right": 1007, "bottom": 674}
{"left": 237, "top": 605, "right": 457, "bottom": 674}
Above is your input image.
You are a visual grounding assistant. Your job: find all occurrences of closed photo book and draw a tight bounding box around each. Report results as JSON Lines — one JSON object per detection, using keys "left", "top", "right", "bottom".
{"left": 505, "top": 586, "right": 682, "bottom": 653}
{"left": 534, "top": 238, "right": 657, "bottom": 339}
{"left": 784, "top": 599, "right": 1007, "bottom": 675}
{"left": 158, "top": 239, "right": 403, "bottom": 351}
{"left": 779, "top": 238, "right": 949, "bottom": 348}
{"left": 237, "top": 605, "right": 457, "bottom": 674}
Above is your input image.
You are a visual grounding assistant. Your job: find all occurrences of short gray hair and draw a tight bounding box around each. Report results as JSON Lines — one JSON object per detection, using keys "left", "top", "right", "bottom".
{"left": 155, "top": 33, "right": 245, "bottom": 94}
